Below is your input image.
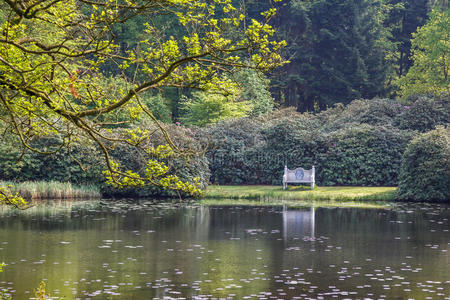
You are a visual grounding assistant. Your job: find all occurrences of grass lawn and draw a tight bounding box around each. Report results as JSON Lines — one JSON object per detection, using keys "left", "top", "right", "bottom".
{"left": 200, "top": 185, "right": 397, "bottom": 208}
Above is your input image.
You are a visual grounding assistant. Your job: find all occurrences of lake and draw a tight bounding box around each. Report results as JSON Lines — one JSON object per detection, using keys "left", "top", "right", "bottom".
{"left": 0, "top": 200, "right": 449, "bottom": 299}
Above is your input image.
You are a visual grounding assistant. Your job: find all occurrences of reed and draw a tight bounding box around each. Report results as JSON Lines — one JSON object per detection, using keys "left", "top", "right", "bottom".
{"left": 0, "top": 181, "right": 101, "bottom": 201}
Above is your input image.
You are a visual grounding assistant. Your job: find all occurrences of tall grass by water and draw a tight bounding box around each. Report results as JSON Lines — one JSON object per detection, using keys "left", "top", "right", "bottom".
{"left": 0, "top": 181, "right": 101, "bottom": 200}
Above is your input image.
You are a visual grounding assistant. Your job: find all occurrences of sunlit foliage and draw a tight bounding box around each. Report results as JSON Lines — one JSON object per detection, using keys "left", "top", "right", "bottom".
{"left": 0, "top": 186, "right": 28, "bottom": 209}
{"left": 0, "top": 0, "right": 286, "bottom": 197}
{"left": 397, "top": 8, "right": 450, "bottom": 98}
{"left": 181, "top": 91, "right": 251, "bottom": 127}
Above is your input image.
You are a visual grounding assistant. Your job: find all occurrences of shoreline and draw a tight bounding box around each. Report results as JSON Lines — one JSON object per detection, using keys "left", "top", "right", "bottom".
{"left": 202, "top": 185, "right": 397, "bottom": 201}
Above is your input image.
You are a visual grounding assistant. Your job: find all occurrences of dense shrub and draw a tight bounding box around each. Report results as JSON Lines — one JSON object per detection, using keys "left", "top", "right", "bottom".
{"left": 2, "top": 97, "right": 448, "bottom": 197}
{"left": 0, "top": 136, "right": 26, "bottom": 180}
{"left": 203, "top": 108, "right": 324, "bottom": 185}
{"left": 319, "top": 125, "right": 413, "bottom": 186}
{"left": 102, "top": 122, "right": 210, "bottom": 198}
{"left": 394, "top": 95, "right": 450, "bottom": 132}
{"left": 206, "top": 123, "right": 412, "bottom": 186}
{"left": 0, "top": 135, "right": 105, "bottom": 184}
{"left": 397, "top": 127, "right": 450, "bottom": 202}
{"left": 204, "top": 99, "right": 426, "bottom": 187}
{"left": 250, "top": 119, "right": 328, "bottom": 185}
{"left": 316, "top": 98, "right": 405, "bottom": 131}
{"left": 1, "top": 122, "right": 209, "bottom": 198}
{"left": 27, "top": 143, "right": 105, "bottom": 185}
{"left": 202, "top": 117, "right": 263, "bottom": 184}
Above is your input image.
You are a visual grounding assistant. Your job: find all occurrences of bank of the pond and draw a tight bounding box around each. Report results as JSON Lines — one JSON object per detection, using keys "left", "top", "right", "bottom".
{"left": 199, "top": 198, "right": 391, "bottom": 209}
{"left": 0, "top": 181, "right": 101, "bottom": 200}
{"left": 202, "top": 185, "right": 397, "bottom": 202}
{"left": 1, "top": 181, "right": 397, "bottom": 206}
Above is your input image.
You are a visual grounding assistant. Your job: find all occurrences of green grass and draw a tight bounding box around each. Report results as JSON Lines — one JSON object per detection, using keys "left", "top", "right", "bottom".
{"left": 201, "top": 185, "right": 397, "bottom": 208}
{"left": 0, "top": 181, "right": 101, "bottom": 201}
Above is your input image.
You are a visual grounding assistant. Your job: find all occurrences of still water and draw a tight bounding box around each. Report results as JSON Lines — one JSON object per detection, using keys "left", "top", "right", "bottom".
{"left": 0, "top": 200, "right": 449, "bottom": 299}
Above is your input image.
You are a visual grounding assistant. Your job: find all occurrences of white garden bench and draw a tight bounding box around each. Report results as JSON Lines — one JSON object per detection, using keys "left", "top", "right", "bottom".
{"left": 283, "top": 165, "right": 315, "bottom": 190}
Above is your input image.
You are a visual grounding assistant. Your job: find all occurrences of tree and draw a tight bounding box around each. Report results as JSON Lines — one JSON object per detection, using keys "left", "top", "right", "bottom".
{"left": 396, "top": 8, "right": 450, "bottom": 98}
{"left": 0, "top": 0, "right": 287, "bottom": 204}
{"left": 180, "top": 68, "right": 274, "bottom": 126}
{"left": 265, "top": 0, "right": 394, "bottom": 111}
{"left": 181, "top": 90, "right": 251, "bottom": 126}
{"left": 384, "top": 0, "right": 429, "bottom": 79}
{"left": 234, "top": 68, "right": 275, "bottom": 116}
{"left": 0, "top": 185, "right": 28, "bottom": 208}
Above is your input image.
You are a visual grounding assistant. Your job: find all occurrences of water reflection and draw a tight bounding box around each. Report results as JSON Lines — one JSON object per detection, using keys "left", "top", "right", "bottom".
{"left": 0, "top": 201, "right": 449, "bottom": 299}
{"left": 283, "top": 206, "right": 315, "bottom": 243}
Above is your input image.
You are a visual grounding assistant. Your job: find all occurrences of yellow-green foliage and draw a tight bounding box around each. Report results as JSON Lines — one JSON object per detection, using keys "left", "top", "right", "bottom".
{"left": 103, "top": 145, "right": 202, "bottom": 197}
{"left": 397, "top": 9, "right": 450, "bottom": 98}
{"left": 181, "top": 91, "right": 252, "bottom": 126}
{"left": 0, "top": 186, "right": 28, "bottom": 209}
{"left": 34, "top": 281, "right": 50, "bottom": 300}
{"left": 0, "top": 0, "right": 286, "bottom": 198}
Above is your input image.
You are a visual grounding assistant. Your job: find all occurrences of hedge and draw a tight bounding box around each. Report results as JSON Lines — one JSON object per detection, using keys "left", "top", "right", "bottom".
{"left": 397, "top": 127, "right": 450, "bottom": 202}
{"left": 1, "top": 97, "right": 447, "bottom": 199}
{"left": 204, "top": 98, "right": 431, "bottom": 187}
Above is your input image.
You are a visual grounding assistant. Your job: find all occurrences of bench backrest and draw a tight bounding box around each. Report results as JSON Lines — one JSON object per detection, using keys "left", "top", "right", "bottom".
{"left": 284, "top": 166, "right": 315, "bottom": 183}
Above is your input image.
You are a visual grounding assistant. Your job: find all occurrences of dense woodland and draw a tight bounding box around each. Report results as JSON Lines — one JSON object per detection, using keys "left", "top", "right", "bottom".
{"left": 0, "top": 0, "right": 449, "bottom": 204}
{"left": 88, "top": 0, "right": 448, "bottom": 117}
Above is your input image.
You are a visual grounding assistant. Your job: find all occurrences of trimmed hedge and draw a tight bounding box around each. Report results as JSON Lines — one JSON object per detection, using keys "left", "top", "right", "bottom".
{"left": 397, "top": 127, "right": 450, "bottom": 202}
{"left": 393, "top": 95, "right": 450, "bottom": 132}
{"left": 0, "top": 135, "right": 105, "bottom": 185}
{"left": 206, "top": 122, "right": 412, "bottom": 187}
{"left": 319, "top": 125, "right": 412, "bottom": 186}
{"left": 204, "top": 98, "right": 434, "bottom": 187}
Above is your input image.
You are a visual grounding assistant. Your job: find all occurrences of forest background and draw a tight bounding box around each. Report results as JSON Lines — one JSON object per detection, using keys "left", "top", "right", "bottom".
{"left": 0, "top": 0, "right": 448, "bottom": 203}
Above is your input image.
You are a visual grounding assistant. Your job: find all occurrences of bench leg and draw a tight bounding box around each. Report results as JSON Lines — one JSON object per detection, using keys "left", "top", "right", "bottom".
{"left": 311, "top": 182, "right": 314, "bottom": 189}
{"left": 283, "top": 182, "right": 286, "bottom": 190}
